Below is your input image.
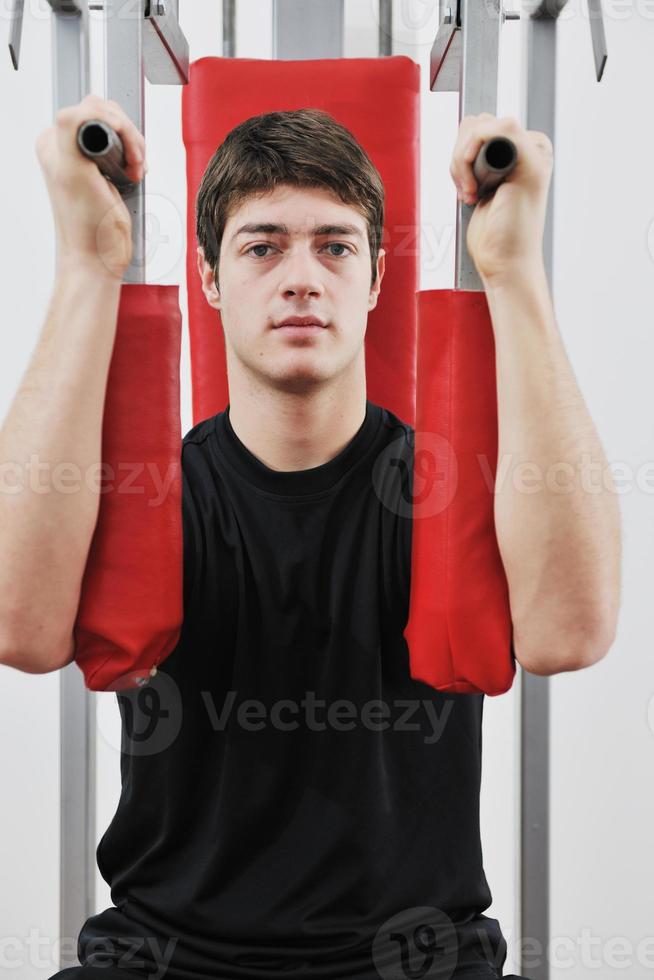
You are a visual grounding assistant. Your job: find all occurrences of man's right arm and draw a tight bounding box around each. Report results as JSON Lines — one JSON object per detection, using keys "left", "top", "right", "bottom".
{"left": 0, "top": 264, "right": 124, "bottom": 673}
{"left": 0, "top": 94, "right": 146, "bottom": 675}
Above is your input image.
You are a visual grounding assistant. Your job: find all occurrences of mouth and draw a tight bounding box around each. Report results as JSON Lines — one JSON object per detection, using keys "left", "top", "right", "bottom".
{"left": 273, "top": 316, "right": 328, "bottom": 329}
{"left": 272, "top": 316, "right": 328, "bottom": 338}
{"left": 274, "top": 324, "right": 326, "bottom": 336}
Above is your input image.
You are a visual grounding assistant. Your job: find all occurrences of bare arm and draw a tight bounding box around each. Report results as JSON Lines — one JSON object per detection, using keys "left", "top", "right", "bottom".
{"left": 484, "top": 263, "right": 621, "bottom": 675}
{"left": 448, "top": 113, "right": 621, "bottom": 676}
{"left": 0, "top": 265, "right": 123, "bottom": 672}
{"left": 0, "top": 94, "right": 146, "bottom": 674}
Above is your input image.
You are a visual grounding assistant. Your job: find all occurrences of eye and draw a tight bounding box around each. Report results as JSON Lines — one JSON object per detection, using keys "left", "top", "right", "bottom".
{"left": 245, "top": 244, "right": 275, "bottom": 258}
{"left": 324, "top": 242, "right": 353, "bottom": 257}
{"left": 243, "top": 242, "right": 354, "bottom": 259}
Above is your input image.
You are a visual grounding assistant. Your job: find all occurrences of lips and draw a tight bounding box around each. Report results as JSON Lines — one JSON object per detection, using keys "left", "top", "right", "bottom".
{"left": 274, "top": 316, "right": 327, "bottom": 328}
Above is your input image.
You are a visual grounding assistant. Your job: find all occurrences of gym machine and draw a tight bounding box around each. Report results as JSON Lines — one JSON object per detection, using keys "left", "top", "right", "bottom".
{"left": 8, "top": 2, "right": 608, "bottom": 976}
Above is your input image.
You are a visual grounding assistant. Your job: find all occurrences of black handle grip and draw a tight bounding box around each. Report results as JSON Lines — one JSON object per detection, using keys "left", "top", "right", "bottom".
{"left": 472, "top": 136, "right": 518, "bottom": 201}
{"left": 76, "top": 119, "right": 137, "bottom": 193}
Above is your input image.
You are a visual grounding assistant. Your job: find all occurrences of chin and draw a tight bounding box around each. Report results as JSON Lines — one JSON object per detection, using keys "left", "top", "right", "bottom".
{"left": 268, "top": 365, "right": 334, "bottom": 393}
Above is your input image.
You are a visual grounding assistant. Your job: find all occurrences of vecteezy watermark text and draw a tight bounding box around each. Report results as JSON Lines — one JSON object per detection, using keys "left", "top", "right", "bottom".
{"left": 0, "top": 455, "right": 179, "bottom": 507}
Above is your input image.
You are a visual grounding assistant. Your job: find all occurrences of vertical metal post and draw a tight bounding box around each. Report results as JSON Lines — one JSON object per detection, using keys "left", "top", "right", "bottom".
{"left": 50, "top": 4, "right": 96, "bottom": 969}
{"left": 223, "top": 0, "right": 236, "bottom": 57}
{"left": 432, "top": 5, "right": 556, "bottom": 975}
{"left": 52, "top": 1, "right": 90, "bottom": 109}
{"left": 520, "top": 14, "right": 556, "bottom": 977}
{"left": 453, "top": 8, "right": 549, "bottom": 974}
{"left": 517, "top": 21, "right": 610, "bottom": 978}
{"left": 272, "top": 0, "right": 344, "bottom": 59}
{"left": 455, "top": 0, "right": 501, "bottom": 292}
{"left": 59, "top": 663, "right": 97, "bottom": 970}
{"left": 378, "top": 0, "right": 393, "bottom": 56}
{"left": 518, "top": 670, "right": 550, "bottom": 980}
{"left": 105, "top": 0, "right": 146, "bottom": 283}
{"left": 523, "top": 17, "right": 555, "bottom": 279}
{"left": 38, "top": 1, "right": 188, "bottom": 968}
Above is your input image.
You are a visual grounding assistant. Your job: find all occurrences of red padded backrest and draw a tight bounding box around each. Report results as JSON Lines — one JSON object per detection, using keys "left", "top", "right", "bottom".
{"left": 182, "top": 55, "right": 420, "bottom": 427}
{"left": 72, "top": 55, "right": 513, "bottom": 696}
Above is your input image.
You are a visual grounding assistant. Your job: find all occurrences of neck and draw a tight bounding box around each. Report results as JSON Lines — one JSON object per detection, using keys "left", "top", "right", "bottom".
{"left": 226, "top": 375, "right": 368, "bottom": 473}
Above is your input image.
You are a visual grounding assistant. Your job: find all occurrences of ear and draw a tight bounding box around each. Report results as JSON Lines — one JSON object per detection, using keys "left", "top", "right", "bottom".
{"left": 368, "top": 248, "right": 385, "bottom": 312}
{"left": 197, "top": 246, "right": 221, "bottom": 309}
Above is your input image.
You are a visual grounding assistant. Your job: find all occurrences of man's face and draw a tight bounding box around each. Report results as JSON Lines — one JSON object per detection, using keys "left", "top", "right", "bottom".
{"left": 197, "top": 183, "right": 385, "bottom": 394}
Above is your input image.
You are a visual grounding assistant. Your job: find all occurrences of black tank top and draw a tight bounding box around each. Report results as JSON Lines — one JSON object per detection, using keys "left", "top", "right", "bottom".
{"left": 78, "top": 399, "right": 508, "bottom": 980}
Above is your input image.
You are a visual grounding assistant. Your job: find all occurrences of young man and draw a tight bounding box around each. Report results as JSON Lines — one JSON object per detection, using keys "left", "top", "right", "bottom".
{"left": 71, "top": 107, "right": 511, "bottom": 980}
{"left": 6, "top": 95, "right": 618, "bottom": 980}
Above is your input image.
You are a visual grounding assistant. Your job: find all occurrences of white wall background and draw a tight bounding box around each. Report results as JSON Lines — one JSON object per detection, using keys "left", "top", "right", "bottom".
{"left": 0, "top": 1, "right": 651, "bottom": 978}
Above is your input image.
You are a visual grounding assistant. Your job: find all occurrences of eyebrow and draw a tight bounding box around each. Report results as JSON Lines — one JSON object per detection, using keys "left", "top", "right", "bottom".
{"left": 233, "top": 222, "right": 364, "bottom": 242}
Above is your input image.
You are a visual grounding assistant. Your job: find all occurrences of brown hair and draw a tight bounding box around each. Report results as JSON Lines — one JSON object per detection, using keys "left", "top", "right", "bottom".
{"left": 195, "top": 108, "right": 385, "bottom": 292}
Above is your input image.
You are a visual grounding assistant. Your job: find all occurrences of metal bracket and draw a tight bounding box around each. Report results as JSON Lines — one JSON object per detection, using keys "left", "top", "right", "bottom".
{"left": 527, "top": 0, "right": 607, "bottom": 81}
{"left": 10, "top": 0, "right": 189, "bottom": 81}
{"left": 430, "top": 0, "right": 607, "bottom": 291}
{"left": 431, "top": 0, "right": 505, "bottom": 291}
{"left": 8, "top": 0, "right": 189, "bottom": 283}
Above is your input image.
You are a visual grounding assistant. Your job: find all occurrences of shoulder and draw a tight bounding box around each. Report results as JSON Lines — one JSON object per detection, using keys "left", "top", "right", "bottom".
{"left": 376, "top": 404, "right": 414, "bottom": 468}
{"left": 369, "top": 404, "right": 414, "bottom": 519}
{"left": 180, "top": 414, "right": 224, "bottom": 502}
{"left": 378, "top": 404, "right": 414, "bottom": 443}
{"left": 182, "top": 414, "right": 219, "bottom": 449}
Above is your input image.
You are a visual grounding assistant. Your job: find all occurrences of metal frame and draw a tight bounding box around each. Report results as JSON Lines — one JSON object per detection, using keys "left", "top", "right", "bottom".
{"left": 520, "top": 6, "right": 605, "bottom": 977}
{"left": 223, "top": 0, "right": 236, "bottom": 57}
{"left": 431, "top": 0, "right": 508, "bottom": 291}
{"left": 104, "top": 5, "right": 146, "bottom": 283}
{"left": 431, "top": 3, "right": 607, "bottom": 977}
{"left": 8, "top": 0, "right": 188, "bottom": 968}
{"left": 10, "top": 0, "right": 189, "bottom": 283}
{"left": 521, "top": 10, "right": 556, "bottom": 977}
{"left": 431, "top": 3, "right": 549, "bottom": 974}
{"left": 8, "top": 0, "right": 608, "bottom": 973}
{"left": 273, "top": 0, "right": 344, "bottom": 59}
{"left": 378, "top": 0, "right": 393, "bottom": 56}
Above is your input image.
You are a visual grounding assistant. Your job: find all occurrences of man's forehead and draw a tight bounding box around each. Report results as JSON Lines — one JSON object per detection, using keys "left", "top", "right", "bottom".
{"left": 226, "top": 186, "right": 366, "bottom": 243}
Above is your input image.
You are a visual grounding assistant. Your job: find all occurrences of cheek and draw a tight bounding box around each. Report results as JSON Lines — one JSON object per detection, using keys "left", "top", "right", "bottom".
{"left": 224, "top": 313, "right": 263, "bottom": 351}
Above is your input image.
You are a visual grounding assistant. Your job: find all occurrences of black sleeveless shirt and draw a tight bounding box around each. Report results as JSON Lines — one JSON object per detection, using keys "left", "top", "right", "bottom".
{"left": 78, "top": 399, "right": 507, "bottom": 980}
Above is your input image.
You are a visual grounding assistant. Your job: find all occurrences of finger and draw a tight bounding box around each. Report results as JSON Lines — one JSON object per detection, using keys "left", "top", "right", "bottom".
{"left": 450, "top": 115, "right": 521, "bottom": 200}
{"left": 103, "top": 97, "right": 147, "bottom": 162}
{"left": 448, "top": 111, "right": 496, "bottom": 186}
{"left": 55, "top": 96, "right": 146, "bottom": 182}
{"left": 34, "top": 126, "right": 56, "bottom": 164}
{"left": 451, "top": 115, "right": 515, "bottom": 198}
{"left": 87, "top": 97, "right": 147, "bottom": 181}
{"left": 526, "top": 129, "right": 554, "bottom": 158}
{"left": 448, "top": 114, "right": 493, "bottom": 197}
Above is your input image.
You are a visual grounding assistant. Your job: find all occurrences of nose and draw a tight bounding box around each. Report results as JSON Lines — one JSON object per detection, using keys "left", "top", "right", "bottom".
{"left": 277, "top": 245, "right": 325, "bottom": 298}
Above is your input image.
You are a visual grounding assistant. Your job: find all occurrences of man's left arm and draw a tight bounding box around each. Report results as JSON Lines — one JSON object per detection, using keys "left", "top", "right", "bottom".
{"left": 449, "top": 114, "right": 622, "bottom": 676}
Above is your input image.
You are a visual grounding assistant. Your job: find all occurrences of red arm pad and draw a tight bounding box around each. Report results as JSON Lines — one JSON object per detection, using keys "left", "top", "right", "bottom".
{"left": 404, "top": 289, "right": 515, "bottom": 696}
{"left": 73, "top": 283, "right": 183, "bottom": 692}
